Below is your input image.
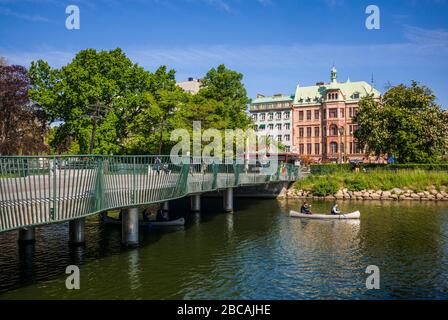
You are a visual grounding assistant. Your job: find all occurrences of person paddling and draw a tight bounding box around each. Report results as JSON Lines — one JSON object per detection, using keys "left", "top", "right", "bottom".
{"left": 331, "top": 203, "right": 341, "bottom": 215}
{"left": 300, "top": 201, "right": 313, "bottom": 215}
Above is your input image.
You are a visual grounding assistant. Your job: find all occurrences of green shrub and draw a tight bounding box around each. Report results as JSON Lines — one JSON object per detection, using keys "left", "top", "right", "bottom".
{"left": 311, "top": 180, "right": 339, "bottom": 196}
{"left": 344, "top": 178, "right": 368, "bottom": 191}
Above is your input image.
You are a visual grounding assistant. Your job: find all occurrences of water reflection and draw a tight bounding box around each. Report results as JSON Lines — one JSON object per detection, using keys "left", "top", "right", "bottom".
{"left": 0, "top": 199, "right": 447, "bottom": 299}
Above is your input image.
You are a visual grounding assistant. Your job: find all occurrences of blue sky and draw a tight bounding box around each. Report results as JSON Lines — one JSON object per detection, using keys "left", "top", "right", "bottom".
{"left": 1, "top": 0, "right": 448, "bottom": 106}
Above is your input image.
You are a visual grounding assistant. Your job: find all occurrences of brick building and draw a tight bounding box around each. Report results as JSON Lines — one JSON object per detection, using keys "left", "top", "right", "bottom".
{"left": 291, "top": 67, "right": 381, "bottom": 163}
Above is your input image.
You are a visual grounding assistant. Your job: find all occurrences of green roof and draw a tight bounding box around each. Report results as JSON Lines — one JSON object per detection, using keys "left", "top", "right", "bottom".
{"left": 293, "top": 80, "right": 381, "bottom": 105}
{"left": 252, "top": 94, "right": 294, "bottom": 104}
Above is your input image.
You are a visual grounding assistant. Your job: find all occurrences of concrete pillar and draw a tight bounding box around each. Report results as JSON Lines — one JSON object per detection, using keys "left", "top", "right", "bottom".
{"left": 18, "top": 228, "right": 35, "bottom": 243}
{"left": 190, "top": 194, "right": 201, "bottom": 212}
{"left": 122, "top": 207, "right": 139, "bottom": 247}
{"left": 162, "top": 201, "right": 169, "bottom": 212}
{"left": 223, "top": 187, "right": 234, "bottom": 213}
{"left": 69, "top": 218, "right": 85, "bottom": 245}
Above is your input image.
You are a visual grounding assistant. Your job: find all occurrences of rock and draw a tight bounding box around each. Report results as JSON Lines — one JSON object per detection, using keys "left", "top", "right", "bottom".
{"left": 436, "top": 193, "right": 444, "bottom": 200}
{"left": 391, "top": 194, "right": 399, "bottom": 200}
{"left": 428, "top": 195, "right": 436, "bottom": 200}
{"left": 430, "top": 189, "right": 438, "bottom": 195}
{"left": 371, "top": 194, "right": 381, "bottom": 200}
{"left": 411, "top": 193, "right": 421, "bottom": 199}
{"left": 382, "top": 191, "right": 391, "bottom": 198}
{"left": 391, "top": 188, "right": 403, "bottom": 195}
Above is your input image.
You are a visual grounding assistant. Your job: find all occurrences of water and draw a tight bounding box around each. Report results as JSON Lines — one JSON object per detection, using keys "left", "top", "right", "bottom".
{"left": 1, "top": 199, "right": 448, "bottom": 299}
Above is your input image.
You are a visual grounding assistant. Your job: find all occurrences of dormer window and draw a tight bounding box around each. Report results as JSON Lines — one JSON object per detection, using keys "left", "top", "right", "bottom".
{"left": 328, "top": 93, "right": 339, "bottom": 100}
{"left": 353, "top": 93, "right": 360, "bottom": 99}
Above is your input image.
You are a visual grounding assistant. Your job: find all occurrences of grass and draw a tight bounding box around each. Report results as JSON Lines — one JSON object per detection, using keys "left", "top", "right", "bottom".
{"left": 295, "top": 170, "right": 448, "bottom": 195}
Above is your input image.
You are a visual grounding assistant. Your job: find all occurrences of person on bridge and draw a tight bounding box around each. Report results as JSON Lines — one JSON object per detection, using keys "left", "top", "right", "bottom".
{"left": 300, "top": 201, "right": 313, "bottom": 215}
{"left": 154, "top": 157, "right": 162, "bottom": 175}
{"left": 331, "top": 203, "right": 341, "bottom": 215}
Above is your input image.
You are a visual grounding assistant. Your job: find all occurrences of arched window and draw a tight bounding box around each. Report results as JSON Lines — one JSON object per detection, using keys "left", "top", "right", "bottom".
{"left": 330, "top": 142, "right": 338, "bottom": 154}
{"left": 329, "top": 124, "right": 338, "bottom": 136}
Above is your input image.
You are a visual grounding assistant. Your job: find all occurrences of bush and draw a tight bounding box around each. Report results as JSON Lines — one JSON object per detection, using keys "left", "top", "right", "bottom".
{"left": 344, "top": 177, "right": 368, "bottom": 191}
{"left": 311, "top": 180, "right": 339, "bottom": 196}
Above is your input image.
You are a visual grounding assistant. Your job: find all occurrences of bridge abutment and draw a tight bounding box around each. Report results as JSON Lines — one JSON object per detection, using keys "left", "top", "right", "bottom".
{"left": 121, "top": 207, "right": 139, "bottom": 247}
{"left": 190, "top": 194, "right": 201, "bottom": 212}
{"left": 223, "top": 187, "right": 234, "bottom": 213}
{"left": 18, "top": 228, "right": 35, "bottom": 244}
{"left": 69, "top": 218, "right": 85, "bottom": 245}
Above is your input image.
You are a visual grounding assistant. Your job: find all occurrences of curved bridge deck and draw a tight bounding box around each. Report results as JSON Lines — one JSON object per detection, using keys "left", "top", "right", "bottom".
{"left": 0, "top": 155, "right": 299, "bottom": 233}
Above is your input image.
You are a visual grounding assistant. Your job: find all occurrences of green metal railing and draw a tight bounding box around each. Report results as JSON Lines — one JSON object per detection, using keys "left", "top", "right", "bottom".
{"left": 0, "top": 155, "right": 299, "bottom": 233}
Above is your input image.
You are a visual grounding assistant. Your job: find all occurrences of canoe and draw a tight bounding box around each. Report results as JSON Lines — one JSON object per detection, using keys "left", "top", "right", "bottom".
{"left": 289, "top": 210, "right": 360, "bottom": 220}
{"left": 102, "top": 215, "right": 185, "bottom": 227}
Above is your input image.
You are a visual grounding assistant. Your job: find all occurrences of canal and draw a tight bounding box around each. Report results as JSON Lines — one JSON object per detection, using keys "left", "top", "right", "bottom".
{"left": 0, "top": 199, "right": 448, "bottom": 299}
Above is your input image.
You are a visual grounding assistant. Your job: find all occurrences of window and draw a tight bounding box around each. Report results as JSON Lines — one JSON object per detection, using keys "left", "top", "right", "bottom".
{"left": 259, "top": 124, "right": 265, "bottom": 131}
{"left": 277, "top": 135, "right": 282, "bottom": 142}
{"left": 284, "top": 111, "right": 290, "bottom": 120}
{"left": 299, "top": 144, "right": 304, "bottom": 154}
{"left": 353, "top": 108, "right": 358, "bottom": 117}
{"left": 276, "top": 124, "right": 282, "bottom": 130}
{"left": 354, "top": 141, "right": 362, "bottom": 154}
{"left": 260, "top": 113, "right": 266, "bottom": 121}
{"left": 328, "top": 93, "right": 339, "bottom": 100}
{"left": 285, "top": 146, "right": 291, "bottom": 152}
{"left": 329, "top": 109, "right": 338, "bottom": 118}
{"left": 353, "top": 93, "right": 360, "bottom": 99}
{"left": 314, "top": 110, "right": 320, "bottom": 120}
{"left": 299, "top": 111, "right": 304, "bottom": 121}
{"left": 285, "top": 123, "right": 290, "bottom": 130}
{"left": 285, "top": 134, "right": 290, "bottom": 142}
{"left": 307, "top": 110, "right": 312, "bottom": 120}
{"left": 340, "top": 109, "right": 345, "bottom": 118}
{"left": 349, "top": 108, "right": 353, "bottom": 118}
{"left": 268, "top": 113, "right": 273, "bottom": 121}
{"left": 299, "top": 128, "right": 304, "bottom": 138}
{"left": 314, "top": 127, "right": 320, "bottom": 137}
{"left": 268, "top": 124, "right": 274, "bottom": 130}
{"left": 307, "top": 143, "right": 312, "bottom": 155}
{"left": 329, "top": 124, "right": 338, "bottom": 136}
{"left": 330, "top": 142, "right": 338, "bottom": 154}
{"left": 315, "top": 143, "right": 320, "bottom": 155}
{"left": 252, "top": 114, "right": 258, "bottom": 121}
{"left": 276, "top": 112, "right": 282, "bottom": 120}
{"left": 307, "top": 127, "right": 312, "bottom": 137}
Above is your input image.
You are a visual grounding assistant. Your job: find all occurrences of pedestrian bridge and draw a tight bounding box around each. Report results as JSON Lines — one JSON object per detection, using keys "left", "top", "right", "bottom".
{"left": 0, "top": 155, "right": 299, "bottom": 238}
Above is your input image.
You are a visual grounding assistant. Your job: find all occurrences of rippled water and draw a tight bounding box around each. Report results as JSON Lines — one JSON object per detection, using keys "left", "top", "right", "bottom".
{"left": 1, "top": 198, "right": 448, "bottom": 299}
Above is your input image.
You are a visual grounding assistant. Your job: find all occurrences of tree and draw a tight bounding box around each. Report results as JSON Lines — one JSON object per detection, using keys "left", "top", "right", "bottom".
{"left": 197, "top": 64, "right": 251, "bottom": 130}
{"left": 0, "top": 64, "right": 48, "bottom": 155}
{"left": 0, "top": 57, "right": 6, "bottom": 66}
{"left": 29, "top": 48, "right": 153, "bottom": 155}
{"left": 354, "top": 81, "right": 448, "bottom": 163}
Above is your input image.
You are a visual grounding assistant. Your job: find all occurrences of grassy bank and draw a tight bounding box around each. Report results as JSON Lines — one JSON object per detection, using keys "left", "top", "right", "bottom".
{"left": 295, "top": 170, "right": 448, "bottom": 197}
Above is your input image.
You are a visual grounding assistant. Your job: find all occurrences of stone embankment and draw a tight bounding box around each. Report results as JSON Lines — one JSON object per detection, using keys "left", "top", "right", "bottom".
{"left": 287, "top": 186, "right": 448, "bottom": 201}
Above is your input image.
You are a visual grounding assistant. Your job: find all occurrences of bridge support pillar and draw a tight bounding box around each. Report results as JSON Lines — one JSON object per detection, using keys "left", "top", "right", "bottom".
{"left": 18, "top": 228, "right": 35, "bottom": 244}
{"left": 223, "top": 187, "right": 234, "bottom": 213}
{"left": 190, "top": 194, "right": 201, "bottom": 212}
{"left": 69, "top": 218, "right": 85, "bottom": 246}
{"left": 162, "top": 201, "right": 169, "bottom": 213}
{"left": 122, "top": 207, "right": 139, "bottom": 248}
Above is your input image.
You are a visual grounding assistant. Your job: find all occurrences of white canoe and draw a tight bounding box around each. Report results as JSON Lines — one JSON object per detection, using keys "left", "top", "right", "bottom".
{"left": 289, "top": 210, "right": 360, "bottom": 220}
{"left": 102, "top": 216, "right": 185, "bottom": 227}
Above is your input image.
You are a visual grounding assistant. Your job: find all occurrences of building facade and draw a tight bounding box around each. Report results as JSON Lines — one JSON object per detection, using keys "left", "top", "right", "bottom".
{"left": 177, "top": 77, "right": 202, "bottom": 94}
{"left": 249, "top": 94, "right": 294, "bottom": 152}
{"left": 292, "top": 67, "right": 381, "bottom": 163}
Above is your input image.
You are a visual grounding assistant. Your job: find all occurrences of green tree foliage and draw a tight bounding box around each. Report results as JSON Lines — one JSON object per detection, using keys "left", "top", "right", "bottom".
{"left": 29, "top": 49, "right": 251, "bottom": 155}
{"left": 354, "top": 81, "right": 448, "bottom": 163}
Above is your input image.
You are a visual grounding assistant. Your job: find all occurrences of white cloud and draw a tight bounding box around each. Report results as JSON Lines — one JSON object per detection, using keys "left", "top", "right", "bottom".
{"left": 0, "top": 6, "right": 49, "bottom": 21}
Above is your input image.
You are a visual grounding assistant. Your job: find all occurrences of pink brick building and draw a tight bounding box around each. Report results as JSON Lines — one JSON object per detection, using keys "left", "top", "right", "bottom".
{"left": 292, "top": 68, "right": 381, "bottom": 163}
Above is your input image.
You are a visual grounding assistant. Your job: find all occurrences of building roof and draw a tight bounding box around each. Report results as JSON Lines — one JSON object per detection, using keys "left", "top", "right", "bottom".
{"left": 252, "top": 94, "right": 294, "bottom": 104}
{"left": 293, "top": 68, "right": 381, "bottom": 105}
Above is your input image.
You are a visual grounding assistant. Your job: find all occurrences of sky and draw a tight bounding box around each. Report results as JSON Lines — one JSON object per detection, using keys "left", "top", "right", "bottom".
{"left": 1, "top": 0, "right": 448, "bottom": 106}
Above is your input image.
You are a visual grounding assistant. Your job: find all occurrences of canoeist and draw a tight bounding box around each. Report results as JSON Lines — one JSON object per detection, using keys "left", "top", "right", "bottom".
{"left": 156, "top": 208, "right": 169, "bottom": 222}
{"left": 331, "top": 203, "right": 341, "bottom": 215}
{"left": 300, "top": 201, "right": 312, "bottom": 215}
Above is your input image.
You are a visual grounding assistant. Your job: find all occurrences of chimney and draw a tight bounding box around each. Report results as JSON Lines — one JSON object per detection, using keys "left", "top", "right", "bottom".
{"left": 316, "top": 82, "right": 324, "bottom": 86}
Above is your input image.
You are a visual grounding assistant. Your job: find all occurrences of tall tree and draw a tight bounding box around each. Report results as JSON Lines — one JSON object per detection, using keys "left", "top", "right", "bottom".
{"left": 0, "top": 64, "right": 48, "bottom": 155}
{"left": 29, "top": 48, "right": 153, "bottom": 154}
{"left": 198, "top": 64, "right": 251, "bottom": 130}
{"left": 354, "top": 81, "right": 448, "bottom": 163}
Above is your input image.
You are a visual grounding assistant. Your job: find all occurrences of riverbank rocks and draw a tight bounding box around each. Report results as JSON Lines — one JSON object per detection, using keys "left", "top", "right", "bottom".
{"left": 289, "top": 186, "right": 448, "bottom": 201}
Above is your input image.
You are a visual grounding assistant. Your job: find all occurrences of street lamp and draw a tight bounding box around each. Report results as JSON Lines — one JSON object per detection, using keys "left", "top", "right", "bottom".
{"left": 338, "top": 126, "right": 344, "bottom": 164}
